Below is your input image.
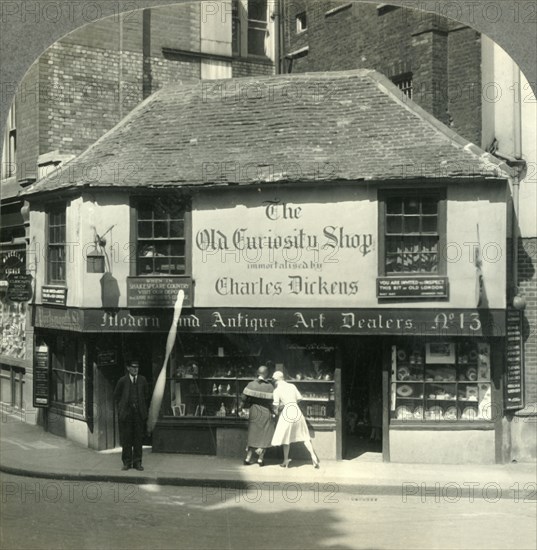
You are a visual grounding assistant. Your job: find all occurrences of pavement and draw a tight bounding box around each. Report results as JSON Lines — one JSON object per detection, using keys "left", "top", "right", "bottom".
{"left": 1, "top": 415, "right": 536, "bottom": 499}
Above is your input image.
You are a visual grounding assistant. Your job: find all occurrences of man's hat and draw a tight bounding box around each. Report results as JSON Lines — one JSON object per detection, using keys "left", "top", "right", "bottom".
{"left": 129, "top": 360, "right": 140, "bottom": 368}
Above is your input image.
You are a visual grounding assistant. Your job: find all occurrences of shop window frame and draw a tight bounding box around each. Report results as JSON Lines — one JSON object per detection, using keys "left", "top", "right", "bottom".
{"left": 49, "top": 334, "right": 85, "bottom": 419}
{"left": 130, "top": 195, "right": 192, "bottom": 277}
{"left": 46, "top": 205, "right": 67, "bottom": 285}
{"left": 378, "top": 188, "right": 447, "bottom": 277}
{"left": 390, "top": 338, "right": 497, "bottom": 429}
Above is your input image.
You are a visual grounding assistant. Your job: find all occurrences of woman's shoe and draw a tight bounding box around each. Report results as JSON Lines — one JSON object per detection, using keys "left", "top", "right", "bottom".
{"left": 257, "top": 459, "right": 265, "bottom": 467}
{"left": 243, "top": 459, "right": 253, "bottom": 466}
{"left": 312, "top": 455, "right": 320, "bottom": 469}
{"left": 279, "top": 459, "right": 292, "bottom": 468}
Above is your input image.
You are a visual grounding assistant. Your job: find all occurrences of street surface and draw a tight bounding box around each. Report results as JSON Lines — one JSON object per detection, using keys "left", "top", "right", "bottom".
{"left": 1, "top": 473, "right": 535, "bottom": 550}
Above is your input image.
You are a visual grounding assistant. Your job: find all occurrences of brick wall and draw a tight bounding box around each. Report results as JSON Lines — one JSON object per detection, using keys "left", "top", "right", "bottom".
{"left": 282, "top": 2, "right": 481, "bottom": 144}
{"left": 518, "top": 237, "right": 537, "bottom": 407}
{"left": 232, "top": 58, "right": 274, "bottom": 77}
{"left": 447, "top": 26, "right": 482, "bottom": 146}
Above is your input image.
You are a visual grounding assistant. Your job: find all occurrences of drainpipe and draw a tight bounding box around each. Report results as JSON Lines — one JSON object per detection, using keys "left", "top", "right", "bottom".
{"left": 511, "top": 62, "right": 523, "bottom": 305}
{"left": 118, "top": 12, "right": 123, "bottom": 120}
{"left": 272, "top": 0, "right": 283, "bottom": 74}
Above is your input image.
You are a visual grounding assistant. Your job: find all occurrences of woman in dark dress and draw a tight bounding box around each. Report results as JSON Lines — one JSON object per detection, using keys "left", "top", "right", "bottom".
{"left": 240, "top": 366, "right": 276, "bottom": 466}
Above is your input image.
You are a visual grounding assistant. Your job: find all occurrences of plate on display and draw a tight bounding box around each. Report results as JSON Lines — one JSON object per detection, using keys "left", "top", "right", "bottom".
{"left": 444, "top": 406, "right": 457, "bottom": 420}
{"left": 395, "top": 406, "right": 413, "bottom": 420}
{"left": 397, "top": 350, "right": 407, "bottom": 361}
{"left": 396, "top": 384, "right": 413, "bottom": 397}
{"left": 461, "top": 407, "right": 478, "bottom": 420}
{"left": 426, "top": 406, "right": 444, "bottom": 420}
{"left": 466, "top": 367, "right": 478, "bottom": 381}
{"left": 413, "top": 406, "right": 424, "bottom": 419}
{"left": 397, "top": 367, "right": 410, "bottom": 381}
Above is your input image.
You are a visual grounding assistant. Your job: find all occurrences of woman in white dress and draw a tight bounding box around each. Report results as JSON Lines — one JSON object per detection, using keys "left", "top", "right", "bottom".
{"left": 271, "top": 371, "right": 320, "bottom": 468}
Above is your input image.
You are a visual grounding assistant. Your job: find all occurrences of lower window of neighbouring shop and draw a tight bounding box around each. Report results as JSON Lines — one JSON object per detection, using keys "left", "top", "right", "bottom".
{"left": 0, "top": 363, "right": 25, "bottom": 412}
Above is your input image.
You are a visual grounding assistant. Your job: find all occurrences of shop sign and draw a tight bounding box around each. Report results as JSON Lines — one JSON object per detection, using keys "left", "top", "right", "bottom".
{"left": 81, "top": 307, "right": 505, "bottom": 336}
{"left": 192, "top": 190, "right": 376, "bottom": 308}
{"left": 504, "top": 309, "right": 524, "bottom": 410}
{"left": 34, "top": 306, "right": 82, "bottom": 331}
{"left": 377, "top": 277, "right": 448, "bottom": 299}
{"left": 33, "top": 344, "right": 50, "bottom": 407}
{"left": 42, "top": 286, "right": 68, "bottom": 306}
{"left": 7, "top": 273, "right": 33, "bottom": 302}
{"left": 127, "top": 277, "right": 193, "bottom": 308}
{"left": 0, "top": 246, "right": 25, "bottom": 277}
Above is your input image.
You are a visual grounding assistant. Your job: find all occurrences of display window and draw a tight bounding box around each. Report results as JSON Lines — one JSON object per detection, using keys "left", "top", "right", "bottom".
{"left": 390, "top": 339, "right": 492, "bottom": 423}
{"left": 167, "top": 334, "right": 336, "bottom": 423}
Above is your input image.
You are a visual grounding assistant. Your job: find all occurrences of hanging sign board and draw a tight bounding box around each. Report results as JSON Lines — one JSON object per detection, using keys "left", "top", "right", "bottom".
{"left": 7, "top": 273, "right": 33, "bottom": 302}
{"left": 504, "top": 309, "right": 524, "bottom": 410}
{"left": 33, "top": 344, "right": 50, "bottom": 407}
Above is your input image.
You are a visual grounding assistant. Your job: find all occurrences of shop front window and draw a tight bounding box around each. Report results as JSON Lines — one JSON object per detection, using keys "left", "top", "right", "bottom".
{"left": 168, "top": 334, "right": 336, "bottom": 422}
{"left": 47, "top": 207, "right": 66, "bottom": 284}
{"left": 380, "top": 191, "right": 446, "bottom": 275}
{"left": 50, "top": 335, "right": 84, "bottom": 411}
{"left": 391, "top": 340, "right": 493, "bottom": 423}
{"left": 136, "top": 196, "right": 189, "bottom": 276}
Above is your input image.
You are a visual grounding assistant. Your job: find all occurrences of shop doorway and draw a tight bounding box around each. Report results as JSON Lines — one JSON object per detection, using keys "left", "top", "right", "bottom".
{"left": 341, "top": 337, "right": 384, "bottom": 461}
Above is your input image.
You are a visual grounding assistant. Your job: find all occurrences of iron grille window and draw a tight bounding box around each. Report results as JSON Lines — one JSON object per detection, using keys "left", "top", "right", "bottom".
{"left": 384, "top": 195, "right": 441, "bottom": 274}
{"left": 47, "top": 207, "right": 66, "bottom": 284}
{"left": 136, "top": 197, "right": 187, "bottom": 275}
{"left": 391, "top": 72, "right": 413, "bottom": 99}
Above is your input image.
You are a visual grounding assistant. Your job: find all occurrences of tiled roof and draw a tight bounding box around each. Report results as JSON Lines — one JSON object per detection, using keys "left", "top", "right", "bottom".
{"left": 21, "top": 69, "right": 511, "bottom": 197}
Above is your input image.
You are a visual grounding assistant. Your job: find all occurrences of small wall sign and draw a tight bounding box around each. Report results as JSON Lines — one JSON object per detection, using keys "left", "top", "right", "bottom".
{"left": 377, "top": 277, "right": 448, "bottom": 299}
{"left": 42, "top": 286, "right": 68, "bottom": 306}
{"left": 34, "top": 344, "right": 50, "bottom": 407}
{"left": 7, "top": 273, "right": 33, "bottom": 302}
{"left": 127, "top": 277, "right": 193, "bottom": 308}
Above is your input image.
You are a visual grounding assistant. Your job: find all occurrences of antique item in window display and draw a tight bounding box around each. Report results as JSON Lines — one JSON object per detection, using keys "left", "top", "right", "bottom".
{"left": 425, "top": 342, "right": 456, "bottom": 364}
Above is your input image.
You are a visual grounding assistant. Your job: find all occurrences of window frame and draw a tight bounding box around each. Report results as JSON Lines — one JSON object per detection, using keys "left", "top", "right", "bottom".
{"left": 46, "top": 205, "right": 67, "bottom": 285}
{"left": 50, "top": 334, "right": 85, "bottom": 416}
{"left": 378, "top": 188, "right": 447, "bottom": 277}
{"left": 295, "top": 11, "right": 307, "bottom": 33}
{"left": 131, "top": 195, "right": 191, "bottom": 277}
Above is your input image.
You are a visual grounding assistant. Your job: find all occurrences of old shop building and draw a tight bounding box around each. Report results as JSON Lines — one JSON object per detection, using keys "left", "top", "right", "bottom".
{"left": 21, "top": 70, "right": 516, "bottom": 464}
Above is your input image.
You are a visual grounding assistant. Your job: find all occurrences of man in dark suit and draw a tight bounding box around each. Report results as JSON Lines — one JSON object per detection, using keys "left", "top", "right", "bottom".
{"left": 114, "top": 360, "right": 149, "bottom": 471}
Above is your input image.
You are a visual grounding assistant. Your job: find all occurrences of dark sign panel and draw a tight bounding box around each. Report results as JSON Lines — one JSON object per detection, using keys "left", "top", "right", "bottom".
{"left": 34, "top": 344, "right": 50, "bottom": 407}
{"left": 77, "top": 307, "right": 505, "bottom": 336}
{"left": 504, "top": 309, "right": 525, "bottom": 410}
{"left": 7, "top": 273, "right": 33, "bottom": 302}
{"left": 127, "top": 277, "right": 193, "bottom": 308}
{"left": 377, "top": 277, "right": 449, "bottom": 299}
{"left": 96, "top": 350, "right": 117, "bottom": 367}
{"left": 42, "top": 286, "right": 68, "bottom": 306}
